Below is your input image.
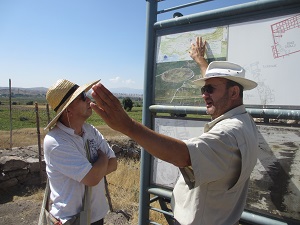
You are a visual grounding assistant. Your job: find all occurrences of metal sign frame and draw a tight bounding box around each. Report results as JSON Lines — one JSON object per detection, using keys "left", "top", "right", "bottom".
{"left": 140, "top": 1, "right": 300, "bottom": 224}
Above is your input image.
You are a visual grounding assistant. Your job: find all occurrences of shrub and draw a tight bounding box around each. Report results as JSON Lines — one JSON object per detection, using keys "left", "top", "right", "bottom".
{"left": 122, "top": 97, "right": 133, "bottom": 112}
{"left": 26, "top": 101, "right": 34, "bottom": 105}
{"left": 20, "top": 116, "right": 29, "bottom": 121}
{"left": 134, "top": 102, "right": 142, "bottom": 107}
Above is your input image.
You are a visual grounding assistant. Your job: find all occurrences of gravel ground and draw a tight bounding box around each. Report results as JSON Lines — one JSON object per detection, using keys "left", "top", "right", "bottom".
{"left": 0, "top": 185, "right": 130, "bottom": 225}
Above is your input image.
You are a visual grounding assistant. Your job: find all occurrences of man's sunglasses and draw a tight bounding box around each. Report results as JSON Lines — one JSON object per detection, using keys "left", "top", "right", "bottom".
{"left": 201, "top": 83, "right": 227, "bottom": 95}
{"left": 79, "top": 91, "right": 87, "bottom": 101}
{"left": 201, "top": 85, "right": 215, "bottom": 94}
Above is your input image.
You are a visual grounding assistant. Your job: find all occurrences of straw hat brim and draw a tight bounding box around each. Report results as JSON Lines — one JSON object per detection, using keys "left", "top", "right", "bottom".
{"left": 44, "top": 80, "right": 100, "bottom": 130}
{"left": 193, "top": 75, "right": 257, "bottom": 90}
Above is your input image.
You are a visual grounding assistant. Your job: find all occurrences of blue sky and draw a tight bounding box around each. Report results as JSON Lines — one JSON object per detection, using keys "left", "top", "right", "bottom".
{"left": 0, "top": 0, "right": 254, "bottom": 89}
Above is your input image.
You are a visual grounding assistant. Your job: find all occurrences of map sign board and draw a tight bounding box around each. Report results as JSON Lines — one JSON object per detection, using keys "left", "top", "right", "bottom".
{"left": 155, "top": 27, "right": 227, "bottom": 106}
{"left": 154, "top": 13, "right": 300, "bottom": 107}
{"left": 228, "top": 13, "right": 300, "bottom": 106}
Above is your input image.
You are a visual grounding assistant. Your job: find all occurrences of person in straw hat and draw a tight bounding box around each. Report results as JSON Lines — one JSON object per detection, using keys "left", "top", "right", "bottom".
{"left": 43, "top": 79, "right": 117, "bottom": 225}
{"left": 89, "top": 37, "right": 258, "bottom": 225}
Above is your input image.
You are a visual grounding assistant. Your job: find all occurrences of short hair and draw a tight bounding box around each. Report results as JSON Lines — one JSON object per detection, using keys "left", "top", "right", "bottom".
{"left": 226, "top": 80, "right": 244, "bottom": 97}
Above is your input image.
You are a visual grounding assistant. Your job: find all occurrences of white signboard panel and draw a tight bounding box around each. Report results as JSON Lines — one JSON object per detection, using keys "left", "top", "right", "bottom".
{"left": 151, "top": 118, "right": 300, "bottom": 221}
{"left": 152, "top": 118, "right": 205, "bottom": 188}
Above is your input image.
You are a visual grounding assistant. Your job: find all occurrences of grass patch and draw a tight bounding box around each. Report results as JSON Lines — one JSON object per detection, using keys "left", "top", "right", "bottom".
{"left": 0, "top": 105, "right": 143, "bottom": 131}
{"left": 87, "top": 107, "right": 143, "bottom": 126}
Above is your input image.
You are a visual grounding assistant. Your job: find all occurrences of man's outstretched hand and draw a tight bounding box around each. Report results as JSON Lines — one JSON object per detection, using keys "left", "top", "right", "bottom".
{"left": 90, "top": 82, "right": 191, "bottom": 167}
{"left": 90, "top": 82, "right": 133, "bottom": 135}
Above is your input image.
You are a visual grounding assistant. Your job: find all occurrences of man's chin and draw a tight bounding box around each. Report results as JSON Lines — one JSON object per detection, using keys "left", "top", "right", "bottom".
{"left": 206, "top": 107, "right": 214, "bottom": 115}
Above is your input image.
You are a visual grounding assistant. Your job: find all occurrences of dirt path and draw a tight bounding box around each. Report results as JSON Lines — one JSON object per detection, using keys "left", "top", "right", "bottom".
{"left": 0, "top": 184, "right": 43, "bottom": 225}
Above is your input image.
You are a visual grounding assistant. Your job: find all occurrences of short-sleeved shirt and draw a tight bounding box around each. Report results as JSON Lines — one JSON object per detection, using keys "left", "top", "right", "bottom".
{"left": 44, "top": 122, "right": 116, "bottom": 223}
{"left": 171, "top": 105, "right": 258, "bottom": 225}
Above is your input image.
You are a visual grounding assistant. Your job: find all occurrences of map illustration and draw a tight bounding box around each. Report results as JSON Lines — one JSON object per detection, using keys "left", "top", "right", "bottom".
{"left": 157, "top": 27, "right": 228, "bottom": 63}
{"left": 155, "top": 27, "right": 228, "bottom": 106}
{"left": 271, "top": 14, "right": 300, "bottom": 59}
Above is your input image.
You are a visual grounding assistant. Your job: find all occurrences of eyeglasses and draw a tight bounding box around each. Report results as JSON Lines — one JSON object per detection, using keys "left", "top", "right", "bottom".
{"left": 79, "top": 91, "right": 87, "bottom": 101}
{"left": 201, "top": 85, "right": 215, "bottom": 94}
{"left": 200, "top": 83, "right": 226, "bottom": 95}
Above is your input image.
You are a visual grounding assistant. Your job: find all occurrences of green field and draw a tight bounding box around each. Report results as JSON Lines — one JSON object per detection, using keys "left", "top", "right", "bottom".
{"left": 0, "top": 104, "right": 143, "bottom": 131}
{"left": 0, "top": 94, "right": 209, "bottom": 131}
{"left": 0, "top": 94, "right": 144, "bottom": 130}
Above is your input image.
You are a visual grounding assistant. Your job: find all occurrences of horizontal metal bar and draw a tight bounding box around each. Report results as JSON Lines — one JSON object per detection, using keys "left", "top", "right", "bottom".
{"left": 149, "top": 105, "right": 207, "bottom": 115}
{"left": 148, "top": 187, "right": 173, "bottom": 199}
{"left": 150, "top": 195, "right": 160, "bottom": 203}
{"left": 246, "top": 108, "right": 300, "bottom": 120}
{"left": 148, "top": 187, "right": 296, "bottom": 225}
{"left": 240, "top": 210, "right": 289, "bottom": 225}
{"left": 154, "top": 0, "right": 300, "bottom": 30}
{"left": 149, "top": 206, "right": 174, "bottom": 217}
{"left": 149, "top": 105, "right": 300, "bottom": 120}
{"left": 149, "top": 221, "right": 161, "bottom": 225}
{"left": 157, "top": 0, "right": 212, "bottom": 14}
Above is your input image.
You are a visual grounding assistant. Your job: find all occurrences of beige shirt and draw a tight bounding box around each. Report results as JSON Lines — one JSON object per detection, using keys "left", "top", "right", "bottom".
{"left": 171, "top": 105, "right": 258, "bottom": 225}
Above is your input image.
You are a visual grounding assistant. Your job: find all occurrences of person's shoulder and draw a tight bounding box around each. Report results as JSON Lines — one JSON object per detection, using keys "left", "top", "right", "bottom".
{"left": 46, "top": 126, "right": 63, "bottom": 137}
{"left": 44, "top": 127, "right": 69, "bottom": 145}
{"left": 212, "top": 117, "right": 244, "bottom": 134}
{"left": 83, "top": 123, "right": 104, "bottom": 137}
{"left": 83, "top": 123, "right": 97, "bottom": 132}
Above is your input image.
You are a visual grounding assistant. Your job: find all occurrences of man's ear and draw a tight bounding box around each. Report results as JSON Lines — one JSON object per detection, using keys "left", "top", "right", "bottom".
{"left": 230, "top": 86, "right": 240, "bottom": 99}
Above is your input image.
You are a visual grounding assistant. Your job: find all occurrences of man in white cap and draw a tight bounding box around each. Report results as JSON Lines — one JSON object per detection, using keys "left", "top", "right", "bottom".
{"left": 43, "top": 79, "right": 117, "bottom": 225}
{"left": 90, "top": 37, "right": 258, "bottom": 225}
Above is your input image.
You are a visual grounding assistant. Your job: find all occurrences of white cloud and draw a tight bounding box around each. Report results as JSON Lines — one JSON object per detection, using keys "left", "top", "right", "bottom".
{"left": 109, "top": 76, "right": 121, "bottom": 83}
{"left": 109, "top": 77, "right": 136, "bottom": 86}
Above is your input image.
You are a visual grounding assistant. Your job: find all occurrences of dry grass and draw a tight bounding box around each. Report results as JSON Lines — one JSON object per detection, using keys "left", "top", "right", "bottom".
{"left": 0, "top": 125, "right": 125, "bottom": 149}
{"left": 0, "top": 128, "right": 48, "bottom": 149}
{"left": 12, "top": 186, "right": 45, "bottom": 202}
{"left": 107, "top": 158, "right": 170, "bottom": 224}
{"left": 106, "top": 158, "right": 140, "bottom": 223}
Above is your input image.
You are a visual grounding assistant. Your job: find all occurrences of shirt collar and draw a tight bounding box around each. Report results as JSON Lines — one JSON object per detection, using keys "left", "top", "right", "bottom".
{"left": 56, "top": 121, "right": 77, "bottom": 136}
{"left": 204, "top": 105, "right": 246, "bottom": 132}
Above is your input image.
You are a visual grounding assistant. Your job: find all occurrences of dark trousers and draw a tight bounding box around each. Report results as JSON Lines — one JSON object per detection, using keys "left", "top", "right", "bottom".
{"left": 91, "top": 218, "right": 104, "bottom": 225}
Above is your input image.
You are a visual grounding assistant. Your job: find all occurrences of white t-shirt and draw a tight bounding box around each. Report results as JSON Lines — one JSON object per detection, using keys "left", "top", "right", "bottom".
{"left": 171, "top": 105, "right": 258, "bottom": 225}
{"left": 44, "top": 122, "right": 116, "bottom": 223}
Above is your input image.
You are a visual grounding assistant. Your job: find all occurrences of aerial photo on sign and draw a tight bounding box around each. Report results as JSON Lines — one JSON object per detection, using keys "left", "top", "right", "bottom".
{"left": 155, "top": 27, "right": 228, "bottom": 106}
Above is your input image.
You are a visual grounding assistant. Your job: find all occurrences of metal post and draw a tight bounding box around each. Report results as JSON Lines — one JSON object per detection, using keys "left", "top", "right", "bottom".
{"left": 139, "top": 0, "right": 157, "bottom": 224}
{"left": 104, "top": 176, "right": 113, "bottom": 212}
{"left": 46, "top": 103, "right": 50, "bottom": 125}
{"left": 35, "top": 102, "right": 43, "bottom": 183}
{"left": 9, "top": 79, "right": 12, "bottom": 149}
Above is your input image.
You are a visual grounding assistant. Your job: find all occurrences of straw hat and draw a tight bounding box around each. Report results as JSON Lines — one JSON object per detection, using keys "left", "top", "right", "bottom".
{"left": 45, "top": 79, "right": 100, "bottom": 130}
{"left": 193, "top": 61, "right": 257, "bottom": 90}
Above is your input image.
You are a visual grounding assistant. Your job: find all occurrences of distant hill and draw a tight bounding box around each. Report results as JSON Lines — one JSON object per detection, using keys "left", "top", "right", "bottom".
{"left": 0, "top": 87, "right": 48, "bottom": 96}
{"left": 0, "top": 86, "right": 143, "bottom": 97}
{"left": 109, "top": 87, "right": 143, "bottom": 97}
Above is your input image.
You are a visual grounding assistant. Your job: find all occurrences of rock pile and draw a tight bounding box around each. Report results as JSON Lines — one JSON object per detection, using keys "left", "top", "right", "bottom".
{"left": 0, "top": 142, "right": 141, "bottom": 191}
{"left": 0, "top": 146, "right": 46, "bottom": 190}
